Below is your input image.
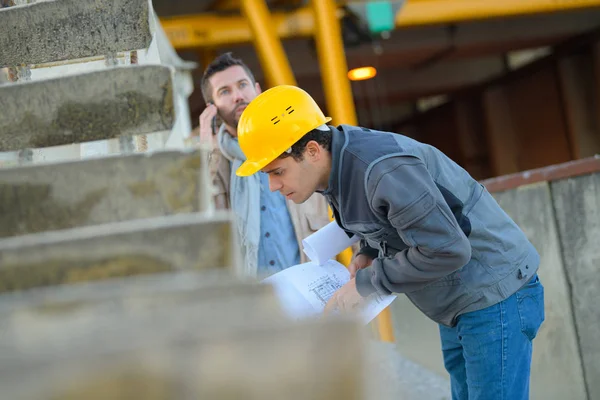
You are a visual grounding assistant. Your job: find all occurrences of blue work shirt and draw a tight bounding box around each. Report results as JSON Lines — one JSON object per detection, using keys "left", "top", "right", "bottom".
{"left": 257, "top": 172, "right": 301, "bottom": 278}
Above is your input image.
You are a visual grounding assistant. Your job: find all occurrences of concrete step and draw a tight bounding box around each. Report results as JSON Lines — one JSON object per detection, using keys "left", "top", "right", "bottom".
{"left": 0, "top": 271, "right": 281, "bottom": 338}
{"left": 0, "top": 270, "right": 269, "bottom": 316}
{"left": 0, "top": 212, "right": 237, "bottom": 294}
{"left": 0, "top": 65, "right": 175, "bottom": 151}
{"left": 0, "top": 272, "right": 286, "bottom": 366}
{"left": 1, "top": 310, "right": 363, "bottom": 400}
{"left": 0, "top": 0, "right": 152, "bottom": 68}
{"left": 0, "top": 149, "right": 210, "bottom": 238}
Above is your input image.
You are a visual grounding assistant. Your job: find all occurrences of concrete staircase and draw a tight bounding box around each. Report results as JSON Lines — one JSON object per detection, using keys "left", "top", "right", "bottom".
{"left": 0, "top": 1, "right": 450, "bottom": 399}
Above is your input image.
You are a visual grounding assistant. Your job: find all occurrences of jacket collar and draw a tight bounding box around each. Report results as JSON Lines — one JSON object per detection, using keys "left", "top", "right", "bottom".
{"left": 320, "top": 125, "right": 346, "bottom": 197}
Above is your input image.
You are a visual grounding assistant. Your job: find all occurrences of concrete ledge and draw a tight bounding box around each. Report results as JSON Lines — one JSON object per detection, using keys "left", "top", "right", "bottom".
{"left": 0, "top": 271, "right": 264, "bottom": 315}
{"left": 0, "top": 0, "right": 152, "bottom": 68}
{"left": 0, "top": 212, "right": 237, "bottom": 293}
{"left": 0, "top": 65, "right": 174, "bottom": 151}
{"left": 0, "top": 149, "right": 207, "bottom": 238}
{"left": 552, "top": 172, "right": 600, "bottom": 400}
{"left": 1, "top": 312, "right": 363, "bottom": 400}
{"left": 494, "top": 182, "right": 587, "bottom": 400}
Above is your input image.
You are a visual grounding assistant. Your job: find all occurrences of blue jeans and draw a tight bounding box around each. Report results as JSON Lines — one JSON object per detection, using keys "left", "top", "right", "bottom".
{"left": 439, "top": 274, "right": 545, "bottom": 400}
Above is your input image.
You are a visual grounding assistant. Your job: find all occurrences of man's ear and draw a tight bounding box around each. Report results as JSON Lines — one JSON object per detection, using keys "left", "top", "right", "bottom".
{"left": 255, "top": 81, "right": 262, "bottom": 95}
{"left": 305, "top": 140, "right": 321, "bottom": 160}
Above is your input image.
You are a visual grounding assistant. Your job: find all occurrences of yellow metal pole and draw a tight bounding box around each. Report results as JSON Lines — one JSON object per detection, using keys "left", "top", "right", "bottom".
{"left": 240, "top": 0, "right": 297, "bottom": 87}
{"left": 311, "top": 0, "right": 394, "bottom": 343}
{"left": 396, "top": 0, "right": 600, "bottom": 28}
{"left": 310, "top": 0, "right": 357, "bottom": 126}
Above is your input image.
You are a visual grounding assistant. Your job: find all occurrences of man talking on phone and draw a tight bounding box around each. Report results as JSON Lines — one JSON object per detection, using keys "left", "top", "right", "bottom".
{"left": 195, "top": 52, "right": 331, "bottom": 279}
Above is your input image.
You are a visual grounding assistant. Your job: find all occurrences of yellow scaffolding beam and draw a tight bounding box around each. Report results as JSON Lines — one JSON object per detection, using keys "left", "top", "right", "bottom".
{"left": 240, "top": 0, "right": 297, "bottom": 87}
{"left": 311, "top": 0, "right": 394, "bottom": 343}
{"left": 160, "top": 0, "right": 600, "bottom": 49}
{"left": 160, "top": 7, "right": 314, "bottom": 50}
{"left": 396, "top": 0, "right": 600, "bottom": 27}
{"left": 311, "top": 0, "right": 357, "bottom": 126}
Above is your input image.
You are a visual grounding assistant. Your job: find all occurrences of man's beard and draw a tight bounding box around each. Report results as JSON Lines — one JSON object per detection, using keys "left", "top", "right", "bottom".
{"left": 219, "top": 103, "right": 248, "bottom": 130}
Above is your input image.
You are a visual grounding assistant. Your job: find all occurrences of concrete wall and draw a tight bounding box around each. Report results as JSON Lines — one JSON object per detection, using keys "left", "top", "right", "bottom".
{"left": 389, "top": 156, "right": 600, "bottom": 400}
{"left": 0, "top": 0, "right": 196, "bottom": 167}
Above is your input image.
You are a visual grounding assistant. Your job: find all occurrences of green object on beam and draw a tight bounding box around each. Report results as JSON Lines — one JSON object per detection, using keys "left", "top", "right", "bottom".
{"left": 365, "top": 1, "right": 395, "bottom": 34}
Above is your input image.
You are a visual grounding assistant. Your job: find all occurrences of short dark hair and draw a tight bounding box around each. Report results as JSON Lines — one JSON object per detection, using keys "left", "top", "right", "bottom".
{"left": 279, "top": 128, "right": 333, "bottom": 161}
{"left": 200, "top": 52, "right": 256, "bottom": 103}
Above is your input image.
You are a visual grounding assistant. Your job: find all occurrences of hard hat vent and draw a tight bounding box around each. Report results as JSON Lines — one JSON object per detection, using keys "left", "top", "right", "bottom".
{"left": 271, "top": 106, "right": 295, "bottom": 125}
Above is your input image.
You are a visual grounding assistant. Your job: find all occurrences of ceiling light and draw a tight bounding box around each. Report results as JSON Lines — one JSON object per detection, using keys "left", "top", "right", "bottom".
{"left": 347, "top": 66, "right": 377, "bottom": 81}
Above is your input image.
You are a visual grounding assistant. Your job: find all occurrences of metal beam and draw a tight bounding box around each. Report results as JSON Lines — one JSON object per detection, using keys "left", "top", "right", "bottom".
{"left": 240, "top": 0, "right": 297, "bottom": 87}
{"left": 160, "top": 7, "right": 314, "bottom": 49}
{"left": 396, "top": 0, "right": 600, "bottom": 27}
{"left": 160, "top": 1, "right": 600, "bottom": 49}
{"left": 312, "top": 0, "right": 357, "bottom": 125}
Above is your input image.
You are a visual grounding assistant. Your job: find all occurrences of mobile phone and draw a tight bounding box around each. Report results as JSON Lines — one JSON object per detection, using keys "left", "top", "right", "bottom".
{"left": 208, "top": 102, "right": 221, "bottom": 135}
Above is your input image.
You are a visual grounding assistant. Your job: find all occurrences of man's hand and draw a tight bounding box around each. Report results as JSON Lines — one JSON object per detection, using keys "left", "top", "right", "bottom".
{"left": 198, "top": 103, "right": 218, "bottom": 146}
{"left": 348, "top": 253, "right": 373, "bottom": 279}
{"left": 323, "top": 278, "right": 365, "bottom": 316}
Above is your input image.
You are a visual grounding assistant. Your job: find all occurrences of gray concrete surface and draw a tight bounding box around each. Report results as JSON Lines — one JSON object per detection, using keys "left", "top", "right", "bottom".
{"left": 0, "top": 149, "right": 208, "bottom": 238}
{"left": 0, "top": 271, "right": 280, "bottom": 329}
{"left": 366, "top": 340, "right": 450, "bottom": 400}
{"left": 0, "top": 0, "right": 151, "bottom": 68}
{"left": 0, "top": 212, "right": 237, "bottom": 293}
{"left": 552, "top": 173, "right": 600, "bottom": 400}
{"left": 1, "top": 311, "right": 363, "bottom": 400}
{"left": 0, "top": 65, "right": 174, "bottom": 151}
{"left": 389, "top": 297, "right": 447, "bottom": 377}
{"left": 494, "top": 182, "right": 587, "bottom": 400}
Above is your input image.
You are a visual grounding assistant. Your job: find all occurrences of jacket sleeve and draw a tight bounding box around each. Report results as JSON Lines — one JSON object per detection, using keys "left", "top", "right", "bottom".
{"left": 355, "top": 156, "right": 471, "bottom": 296}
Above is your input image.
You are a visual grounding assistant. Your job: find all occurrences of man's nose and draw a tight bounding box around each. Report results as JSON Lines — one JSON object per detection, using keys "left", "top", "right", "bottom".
{"left": 232, "top": 87, "right": 244, "bottom": 102}
{"left": 268, "top": 176, "right": 282, "bottom": 192}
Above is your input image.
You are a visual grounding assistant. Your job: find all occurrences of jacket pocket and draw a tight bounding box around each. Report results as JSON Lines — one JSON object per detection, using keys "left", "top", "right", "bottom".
{"left": 515, "top": 274, "right": 545, "bottom": 341}
{"left": 391, "top": 191, "right": 458, "bottom": 250}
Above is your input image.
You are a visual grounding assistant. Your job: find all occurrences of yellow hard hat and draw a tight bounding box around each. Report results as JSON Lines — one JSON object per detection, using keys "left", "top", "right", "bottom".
{"left": 236, "top": 85, "right": 331, "bottom": 177}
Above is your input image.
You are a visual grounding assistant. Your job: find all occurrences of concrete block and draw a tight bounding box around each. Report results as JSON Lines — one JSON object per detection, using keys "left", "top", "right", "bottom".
{"left": 0, "top": 273, "right": 285, "bottom": 364}
{"left": 0, "top": 149, "right": 209, "bottom": 238}
{"left": 551, "top": 172, "right": 600, "bottom": 400}
{"left": 0, "top": 0, "right": 152, "bottom": 68}
{"left": 0, "top": 65, "right": 174, "bottom": 151}
{"left": 0, "top": 212, "right": 238, "bottom": 293}
{"left": 1, "top": 314, "right": 364, "bottom": 400}
{"left": 494, "top": 182, "right": 587, "bottom": 400}
{"left": 0, "top": 270, "right": 280, "bottom": 327}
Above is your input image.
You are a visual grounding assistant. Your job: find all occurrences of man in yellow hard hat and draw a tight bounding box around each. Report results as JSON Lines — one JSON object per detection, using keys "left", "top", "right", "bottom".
{"left": 194, "top": 53, "right": 330, "bottom": 279}
{"left": 236, "top": 84, "right": 545, "bottom": 400}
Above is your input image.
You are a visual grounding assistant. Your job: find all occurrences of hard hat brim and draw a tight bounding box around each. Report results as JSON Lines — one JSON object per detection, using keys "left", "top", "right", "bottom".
{"left": 236, "top": 158, "right": 268, "bottom": 177}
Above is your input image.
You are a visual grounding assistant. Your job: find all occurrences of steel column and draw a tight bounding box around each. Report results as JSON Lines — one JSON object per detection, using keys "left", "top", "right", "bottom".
{"left": 240, "top": 0, "right": 297, "bottom": 87}
{"left": 311, "top": 0, "right": 357, "bottom": 126}
{"left": 312, "top": 0, "right": 394, "bottom": 343}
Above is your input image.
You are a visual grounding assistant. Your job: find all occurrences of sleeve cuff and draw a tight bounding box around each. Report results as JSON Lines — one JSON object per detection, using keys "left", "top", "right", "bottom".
{"left": 355, "top": 266, "right": 378, "bottom": 297}
{"left": 356, "top": 245, "right": 379, "bottom": 260}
